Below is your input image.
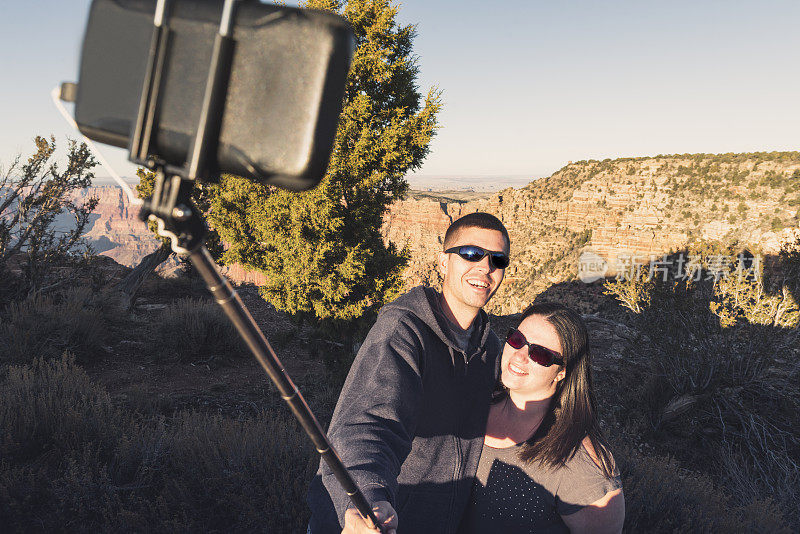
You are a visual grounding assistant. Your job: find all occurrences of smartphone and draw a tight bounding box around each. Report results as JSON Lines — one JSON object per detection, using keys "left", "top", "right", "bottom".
{"left": 74, "top": 0, "right": 353, "bottom": 190}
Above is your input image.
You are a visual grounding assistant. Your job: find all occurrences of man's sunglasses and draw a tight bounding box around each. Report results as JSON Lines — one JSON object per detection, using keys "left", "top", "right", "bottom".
{"left": 505, "top": 329, "right": 564, "bottom": 367}
{"left": 444, "top": 245, "right": 510, "bottom": 270}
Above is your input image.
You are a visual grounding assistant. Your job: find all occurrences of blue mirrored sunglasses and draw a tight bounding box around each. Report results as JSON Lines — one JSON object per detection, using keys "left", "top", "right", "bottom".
{"left": 444, "top": 245, "right": 509, "bottom": 269}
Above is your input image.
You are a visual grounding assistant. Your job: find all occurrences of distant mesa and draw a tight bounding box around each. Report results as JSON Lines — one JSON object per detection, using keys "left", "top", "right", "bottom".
{"left": 406, "top": 174, "right": 535, "bottom": 192}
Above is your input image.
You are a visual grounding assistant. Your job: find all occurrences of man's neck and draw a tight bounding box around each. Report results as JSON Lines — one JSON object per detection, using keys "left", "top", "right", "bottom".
{"left": 439, "top": 291, "right": 479, "bottom": 331}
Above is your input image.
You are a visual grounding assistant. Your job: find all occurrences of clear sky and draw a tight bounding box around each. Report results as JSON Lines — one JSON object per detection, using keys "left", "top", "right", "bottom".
{"left": 2, "top": 0, "right": 799, "bottom": 182}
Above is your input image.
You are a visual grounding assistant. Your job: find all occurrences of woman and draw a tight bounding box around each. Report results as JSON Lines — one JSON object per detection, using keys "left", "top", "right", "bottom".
{"left": 459, "top": 302, "right": 624, "bottom": 534}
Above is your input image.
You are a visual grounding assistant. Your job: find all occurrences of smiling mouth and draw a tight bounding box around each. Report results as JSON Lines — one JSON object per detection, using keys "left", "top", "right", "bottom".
{"left": 508, "top": 362, "right": 528, "bottom": 376}
{"left": 467, "top": 279, "right": 490, "bottom": 289}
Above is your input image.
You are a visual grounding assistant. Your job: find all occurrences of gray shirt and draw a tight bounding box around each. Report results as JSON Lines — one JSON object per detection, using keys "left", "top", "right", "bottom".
{"left": 458, "top": 442, "right": 622, "bottom": 534}
{"left": 431, "top": 292, "right": 478, "bottom": 354}
{"left": 449, "top": 320, "right": 476, "bottom": 353}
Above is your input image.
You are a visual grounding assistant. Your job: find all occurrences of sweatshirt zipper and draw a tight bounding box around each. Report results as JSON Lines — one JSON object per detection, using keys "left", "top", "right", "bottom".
{"left": 450, "top": 432, "right": 462, "bottom": 534}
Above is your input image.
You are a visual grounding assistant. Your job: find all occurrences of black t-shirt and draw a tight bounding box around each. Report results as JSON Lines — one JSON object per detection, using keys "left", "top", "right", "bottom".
{"left": 458, "top": 442, "right": 621, "bottom": 534}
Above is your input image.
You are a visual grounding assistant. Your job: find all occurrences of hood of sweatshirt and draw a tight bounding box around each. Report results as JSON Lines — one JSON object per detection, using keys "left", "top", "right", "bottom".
{"left": 380, "top": 286, "right": 493, "bottom": 363}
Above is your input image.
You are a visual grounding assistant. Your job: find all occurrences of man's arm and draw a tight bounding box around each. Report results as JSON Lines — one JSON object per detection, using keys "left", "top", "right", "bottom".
{"left": 321, "top": 317, "right": 424, "bottom": 526}
{"left": 560, "top": 489, "right": 625, "bottom": 534}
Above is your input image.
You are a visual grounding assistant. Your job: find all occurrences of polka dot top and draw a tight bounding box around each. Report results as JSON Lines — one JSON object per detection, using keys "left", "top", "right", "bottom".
{"left": 457, "top": 441, "right": 621, "bottom": 534}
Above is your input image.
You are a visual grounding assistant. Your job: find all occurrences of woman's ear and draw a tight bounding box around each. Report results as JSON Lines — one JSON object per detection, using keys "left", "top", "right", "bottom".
{"left": 554, "top": 368, "right": 566, "bottom": 383}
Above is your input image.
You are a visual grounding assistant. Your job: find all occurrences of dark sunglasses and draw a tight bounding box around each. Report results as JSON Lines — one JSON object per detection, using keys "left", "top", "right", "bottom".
{"left": 444, "top": 245, "right": 510, "bottom": 269}
{"left": 505, "top": 329, "right": 564, "bottom": 367}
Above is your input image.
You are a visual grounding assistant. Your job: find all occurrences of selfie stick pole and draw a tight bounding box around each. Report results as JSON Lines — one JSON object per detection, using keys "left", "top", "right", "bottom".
{"left": 130, "top": 1, "right": 388, "bottom": 531}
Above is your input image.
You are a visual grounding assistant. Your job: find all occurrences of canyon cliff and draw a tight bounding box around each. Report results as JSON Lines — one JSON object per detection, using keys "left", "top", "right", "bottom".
{"left": 82, "top": 151, "right": 800, "bottom": 314}
{"left": 384, "top": 152, "right": 800, "bottom": 314}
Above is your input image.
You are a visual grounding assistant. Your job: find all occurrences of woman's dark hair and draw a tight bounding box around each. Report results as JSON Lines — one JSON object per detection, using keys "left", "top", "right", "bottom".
{"left": 496, "top": 301, "right": 615, "bottom": 478}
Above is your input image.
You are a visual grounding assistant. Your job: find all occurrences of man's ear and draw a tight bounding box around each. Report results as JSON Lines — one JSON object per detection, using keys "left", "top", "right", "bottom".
{"left": 438, "top": 251, "right": 448, "bottom": 276}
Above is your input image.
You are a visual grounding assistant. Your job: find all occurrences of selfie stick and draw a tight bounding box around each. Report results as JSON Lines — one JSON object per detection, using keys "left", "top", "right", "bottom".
{"left": 125, "top": 0, "right": 388, "bottom": 531}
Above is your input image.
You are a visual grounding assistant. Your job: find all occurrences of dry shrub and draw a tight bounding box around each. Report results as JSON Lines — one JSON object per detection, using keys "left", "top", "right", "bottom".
{"left": 149, "top": 297, "right": 247, "bottom": 362}
{"left": 150, "top": 411, "right": 317, "bottom": 531}
{"left": 0, "top": 286, "right": 121, "bottom": 363}
{"left": 0, "top": 355, "right": 131, "bottom": 531}
{"left": 613, "top": 438, "right": 791, "bottom": 533}
{"left": 138, "top": 273, "right": 202, "bottom": 300}
{"left": 715, "top": 443, "right": 800, "bottom": 524}
{"left": 606, "top": 242, "right": 800, "bottom": 329}
{"left": 0, "top": 354, "right": 123, "bottom": 463}
{"left": 605, "top": 252, "right": 800, "bottom": 527}
{"left": 0, "top": 353, "right": 319, "bottom": 533}
{"left": 710, "top": 248, "right": 798, "bottom": 328}
{"left": 603, "top": 264, "right": 653, "bottom": 314}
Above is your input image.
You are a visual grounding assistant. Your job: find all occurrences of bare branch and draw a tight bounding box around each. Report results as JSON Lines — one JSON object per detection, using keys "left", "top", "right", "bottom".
{"left": 0, "top": 136, "right": 99, "bottom": 291}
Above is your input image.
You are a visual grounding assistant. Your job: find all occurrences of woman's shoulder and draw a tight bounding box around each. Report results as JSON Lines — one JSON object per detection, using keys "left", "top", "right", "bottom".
{"left": 571, "top": 436, "right": 618, "bottom": 476}
{"left": 554, "top": 437, "right": 622, "bottom": 515}
{"left": 579, "top": 436, "right": 603, "bottom": 467}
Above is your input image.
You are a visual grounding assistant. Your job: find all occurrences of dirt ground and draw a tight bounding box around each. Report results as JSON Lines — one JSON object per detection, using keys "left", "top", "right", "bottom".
{"left": 83, "top": 280, "right": 333, "bottom": 420}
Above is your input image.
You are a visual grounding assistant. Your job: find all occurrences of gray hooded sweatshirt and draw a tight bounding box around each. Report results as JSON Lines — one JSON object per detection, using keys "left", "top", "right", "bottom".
{"left": 307, "top": 286, "right": 501, "bottom": 534}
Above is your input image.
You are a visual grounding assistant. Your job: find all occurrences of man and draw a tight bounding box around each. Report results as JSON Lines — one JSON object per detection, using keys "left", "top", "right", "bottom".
{"left": 307, "top": 212, "right": 511, "bottom": 534}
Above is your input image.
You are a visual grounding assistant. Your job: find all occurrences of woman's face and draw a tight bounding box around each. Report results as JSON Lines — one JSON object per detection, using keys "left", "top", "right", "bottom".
{"left": 500, "top": 314, "right": 566, "bottom": 400}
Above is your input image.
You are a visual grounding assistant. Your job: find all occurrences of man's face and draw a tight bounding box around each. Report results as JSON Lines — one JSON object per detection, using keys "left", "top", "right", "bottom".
{"left": 438, "top": 226, "right": 508, "bottom": 316}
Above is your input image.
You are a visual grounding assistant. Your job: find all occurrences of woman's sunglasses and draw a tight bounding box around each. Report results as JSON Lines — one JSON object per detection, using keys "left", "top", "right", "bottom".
{"left": 505, "top": 329, "right": 564, "bottom": 367}
{"left": 444, "top": 245, "right": 510, "bottom": 269}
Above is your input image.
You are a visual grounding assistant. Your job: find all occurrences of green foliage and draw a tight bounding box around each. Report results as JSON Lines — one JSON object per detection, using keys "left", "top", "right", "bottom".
{"left": 0, "top": 136, "right": 99, "bottom": 293}
{"left": 209, "top": 0, "right": 439, "bottom": 329}
{"left": 575, "top": 229, "right": 592, "bottom": 248}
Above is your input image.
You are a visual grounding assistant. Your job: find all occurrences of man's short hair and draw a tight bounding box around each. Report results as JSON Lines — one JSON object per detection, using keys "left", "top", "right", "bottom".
{"left": 443, "top": 212, "right": 510, "bottom": 250}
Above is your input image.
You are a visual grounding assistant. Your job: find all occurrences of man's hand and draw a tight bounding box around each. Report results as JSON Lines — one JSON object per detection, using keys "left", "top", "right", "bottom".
{"left": 342, "top": 501, "right": 398, "bottom": 534}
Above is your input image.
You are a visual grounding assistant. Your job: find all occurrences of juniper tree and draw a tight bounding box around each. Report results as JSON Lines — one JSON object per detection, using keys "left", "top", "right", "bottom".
{"left": 208, "top": 0, "right": 440, "bottom": 328}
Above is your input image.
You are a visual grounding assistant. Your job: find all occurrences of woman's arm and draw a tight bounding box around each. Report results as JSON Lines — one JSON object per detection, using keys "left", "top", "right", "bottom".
{"left": 560, "top": 489, "right": 625, "bottom": 534}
